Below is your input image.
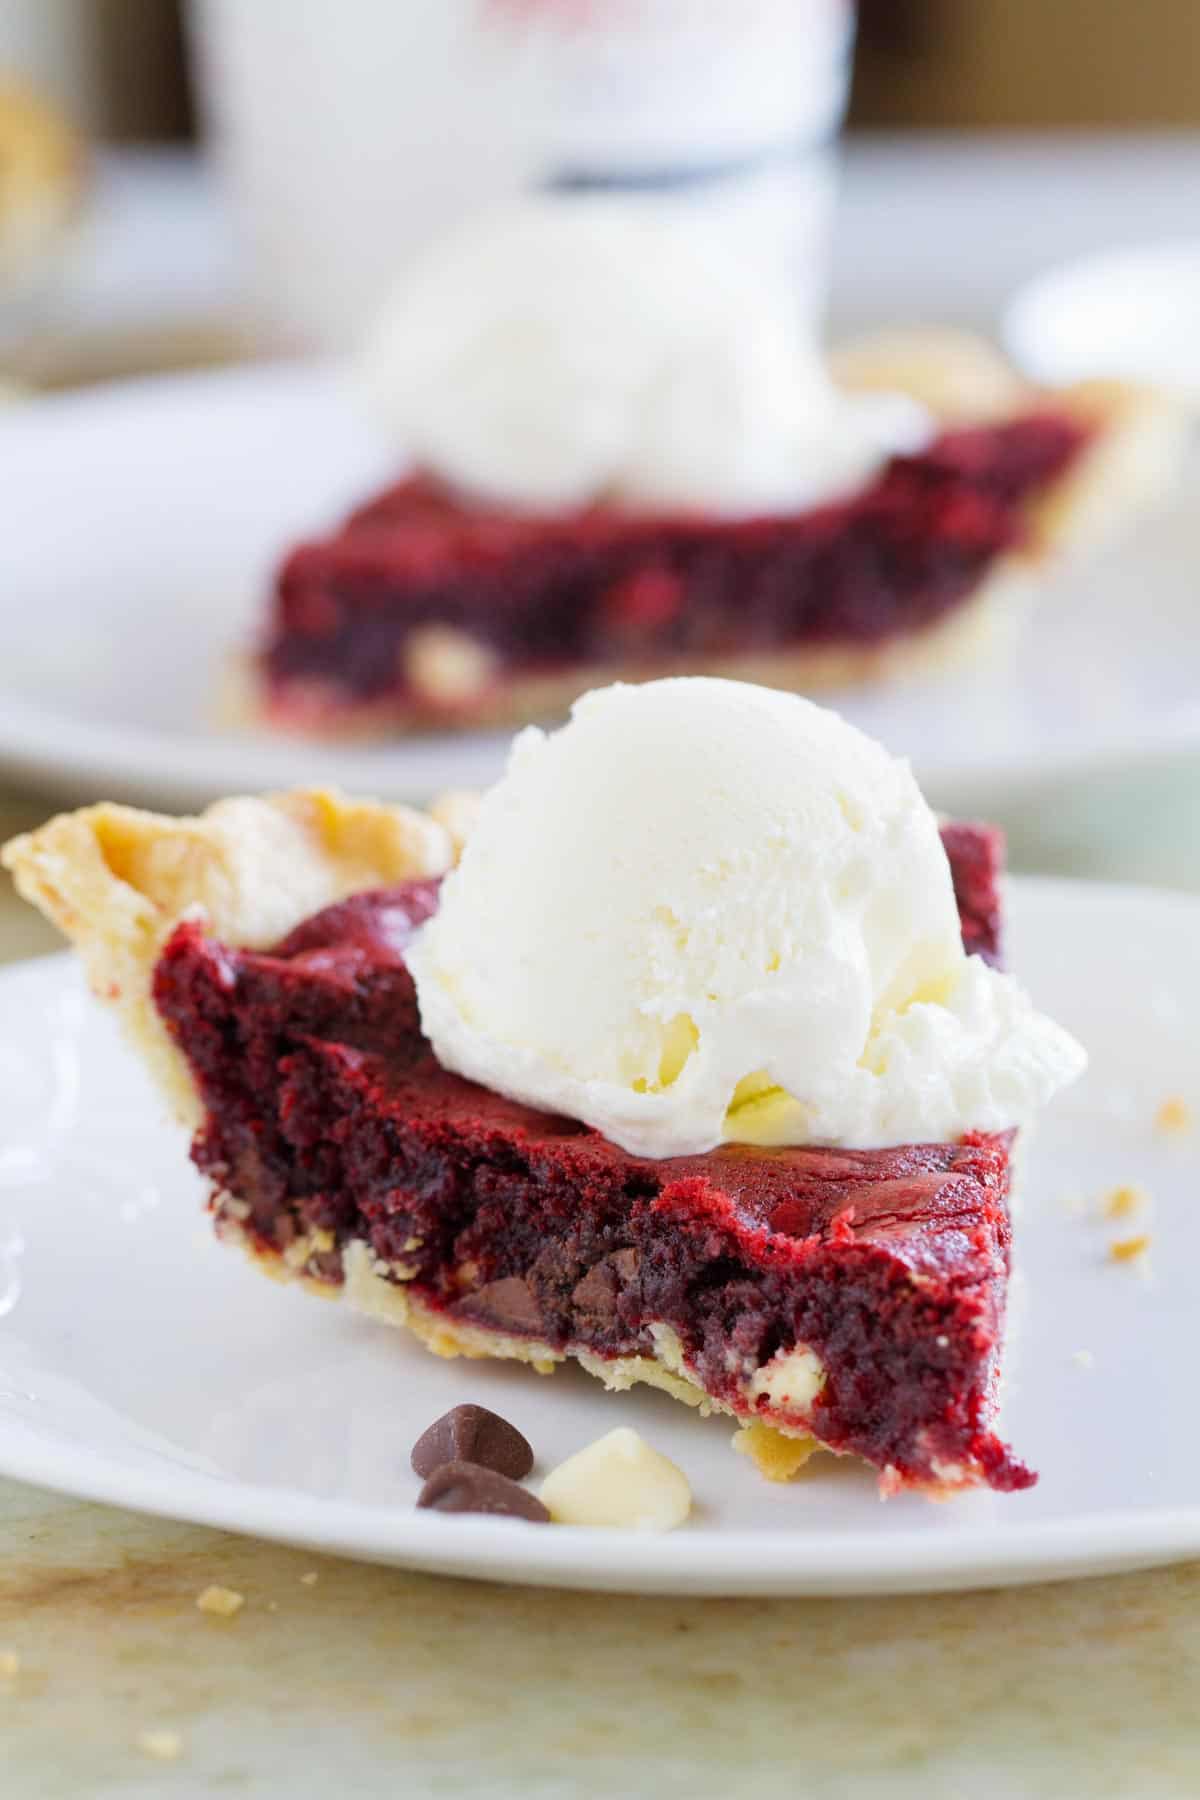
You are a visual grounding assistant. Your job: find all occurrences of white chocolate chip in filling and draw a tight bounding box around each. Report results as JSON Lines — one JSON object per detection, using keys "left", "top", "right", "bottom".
{"left": 404, "top": 626, "right": 497, "bottom": 708}
{"left": 747, "top": 1343, "right": 826, "bottom": 1414}
{"left": 540, "top": 1427, "right": 692, "bottom": 1531}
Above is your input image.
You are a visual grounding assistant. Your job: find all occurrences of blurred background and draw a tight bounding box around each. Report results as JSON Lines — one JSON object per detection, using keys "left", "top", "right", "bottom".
{"left": 2, "top": 0, "right": 1200, "bottom": 910}
{"left": 15, "top": 0, "right": 1200, "bottom": 144}
{"left": 5, "top": 0, "right": 1200, "bottom": 388}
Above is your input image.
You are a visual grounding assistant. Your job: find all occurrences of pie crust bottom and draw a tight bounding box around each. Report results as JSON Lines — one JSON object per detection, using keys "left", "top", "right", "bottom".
{"left": 222, "top": 1215, "right": 823, "bottom": 1485}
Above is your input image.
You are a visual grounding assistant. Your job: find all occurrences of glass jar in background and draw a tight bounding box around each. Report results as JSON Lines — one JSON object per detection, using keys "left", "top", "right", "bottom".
{"left": 190, "top": 0, "right": 855, "bottom": 352}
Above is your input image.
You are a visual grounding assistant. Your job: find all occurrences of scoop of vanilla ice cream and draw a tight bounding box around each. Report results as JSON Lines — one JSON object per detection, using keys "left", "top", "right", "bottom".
{"left": 408, "top": 680, "right": 1085, "bottom": 1159}
{"left": 358, "top": 196, "right": 928, "bottom": 515}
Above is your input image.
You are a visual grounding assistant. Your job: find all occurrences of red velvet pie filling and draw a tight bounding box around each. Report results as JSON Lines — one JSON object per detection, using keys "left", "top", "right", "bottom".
{"left": 151, "top": 822, "right": 1033, "bottom": 1492}
{"left": 261, "top": 414, "right": 1090, "bottom": 722}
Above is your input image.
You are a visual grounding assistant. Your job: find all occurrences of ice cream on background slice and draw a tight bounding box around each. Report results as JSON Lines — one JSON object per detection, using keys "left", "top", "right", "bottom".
{"left": 408, "top": 678, "right": 1085, "bottom": 1159}
{"left": 358, "top": 194, "right": 928, "bottom": 516}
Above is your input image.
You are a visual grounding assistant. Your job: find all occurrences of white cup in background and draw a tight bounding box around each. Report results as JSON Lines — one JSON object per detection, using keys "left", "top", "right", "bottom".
{"left": 189, "top": 0, "right": 854, "bottom": 353}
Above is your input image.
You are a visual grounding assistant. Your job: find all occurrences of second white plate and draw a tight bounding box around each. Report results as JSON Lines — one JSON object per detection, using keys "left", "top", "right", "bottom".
{"left": 2, "top": 363, "right": 1198, "bottom": 814}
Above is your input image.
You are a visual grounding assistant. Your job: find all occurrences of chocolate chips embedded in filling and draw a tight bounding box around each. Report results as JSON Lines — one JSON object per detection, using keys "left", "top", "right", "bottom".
{"left": 464, "top": 1275, "right": 548, "bottom": 1337}
{"left": 570, "top": 1249, "right": 641, "bottom": 1332}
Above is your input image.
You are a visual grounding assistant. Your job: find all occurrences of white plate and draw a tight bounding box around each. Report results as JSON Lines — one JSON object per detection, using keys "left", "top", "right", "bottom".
{"left": 0, "top": 878, "right": 1197, "bottom": 1595}
{"left": 1005, "top": 239, "right": 1200, "bottom": 402}
{"left": 2, "top": 363, "right": 1199, "bottom": 816}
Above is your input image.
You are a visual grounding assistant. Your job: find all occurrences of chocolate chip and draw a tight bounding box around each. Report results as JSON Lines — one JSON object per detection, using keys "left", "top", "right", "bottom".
{"left": 571, "top": 1248, "right": 641, "bottom": 1326}
{"left": 572, "top": 1252, "right": 636, "bottom": 1324}
{"left": 609, "top": 1247, "right": 640, "bottom": 1283}
{"left": 461, "top": 1275, "right": 544, "bottom": 1333}
{"left": 571, "top": 1261, "right": 619, "bottom": 1323}
{"left": 417, "top": 1461, "right": 550, "bottom": 1523}
{"left": 411, "top": 1404, "right": 534, "bottom": 1481}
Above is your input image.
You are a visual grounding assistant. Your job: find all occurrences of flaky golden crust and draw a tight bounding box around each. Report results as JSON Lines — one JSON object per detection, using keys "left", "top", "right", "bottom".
{"left": 831, "top": 326, "right": 1034, "bottom": 424}
{"left": 1024, "top": 377, "right": 1186, "bottom": 552}
{"left": 834, "top": 329, "right": 1185, "bottom": 554}
{"left": 1, "top": 790, "right": 452, "bottom": 1124}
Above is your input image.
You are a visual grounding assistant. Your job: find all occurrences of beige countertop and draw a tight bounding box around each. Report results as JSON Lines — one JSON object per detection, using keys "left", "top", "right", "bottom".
{"left": 4, "top": 1482, "right": 1200, "bottom": 1800}
{"left": 3, "top": 779, "right": 1200, "bottom": 1799}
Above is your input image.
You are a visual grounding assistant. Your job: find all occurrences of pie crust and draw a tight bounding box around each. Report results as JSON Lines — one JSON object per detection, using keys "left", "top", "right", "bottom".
{"left": 2, "top": 790, "right": 451, "bottom": 1123}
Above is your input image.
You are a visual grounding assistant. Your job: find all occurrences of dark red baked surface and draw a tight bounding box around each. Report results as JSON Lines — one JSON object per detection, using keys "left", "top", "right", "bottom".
{"left": 260, "top": 413, "right": 1089, "bottom": 724}
{"left": 152, "top": 820, "right": 1031, "bottom": 1493}
{"left": 939, "top": 820, "right": 1005, "bottom": 968}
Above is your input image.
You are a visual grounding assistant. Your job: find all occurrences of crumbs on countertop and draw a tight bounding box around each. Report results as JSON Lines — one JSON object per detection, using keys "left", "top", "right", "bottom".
{"left": 136, "top": 1729, "right": 183, "bottom": 1761}
{"left": 1155, "top": 1095, "right": 1193, "bottom": 1134}
{"left": 300, "top": 1571, "right": 319, "bottom": 1586}
{"left": 196, "top": 1585, "right": 245, "bottom": 1618}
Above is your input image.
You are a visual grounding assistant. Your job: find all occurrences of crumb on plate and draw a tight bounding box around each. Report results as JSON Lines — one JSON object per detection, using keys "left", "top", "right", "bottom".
{"left": 1155, "top": 1096, "right": 1193, "bottom": 1134}
{"left": 1109, "top": 1233, "right": 1152, "bottom": 1264}
{"left": 1102, "top": 1183, "right": 1148, "bottom": 1221}
{"left": 732, "top": 1420, "right": 819, "bottom": 1483}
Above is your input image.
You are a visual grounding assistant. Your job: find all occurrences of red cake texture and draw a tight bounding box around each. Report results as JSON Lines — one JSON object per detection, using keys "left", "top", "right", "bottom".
{"left": 151, "top": 823, "right": 1030, "bottom": 1493}
{"left": 260, "top": 414, "right": 1090, "bottom": 725}
{"left": 939, "top": 820, "right": 1005, "bottom": 966}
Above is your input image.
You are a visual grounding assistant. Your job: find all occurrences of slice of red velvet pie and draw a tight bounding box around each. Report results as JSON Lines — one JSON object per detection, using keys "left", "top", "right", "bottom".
{"left": 5, "top": 789, "right": 1031, "bottom": 1495}
{"left": 249, "top": 334, "right": 1175, "bottom": 737}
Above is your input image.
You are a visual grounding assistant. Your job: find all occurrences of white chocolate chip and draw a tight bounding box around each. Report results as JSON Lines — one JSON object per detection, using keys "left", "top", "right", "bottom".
{"left": 404, "top": 627, "right": 496, "bottom": 707}
{"left": 540, "top": 1427, "right": 691, "bottom": 1531}
{"left": 746, "top": 1343, "right": 825, "bottom": 1412}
